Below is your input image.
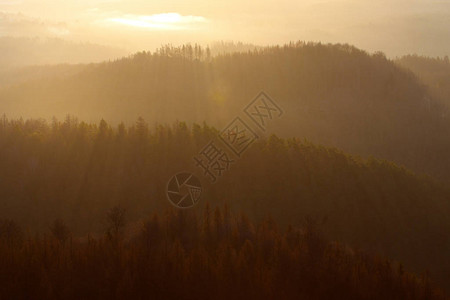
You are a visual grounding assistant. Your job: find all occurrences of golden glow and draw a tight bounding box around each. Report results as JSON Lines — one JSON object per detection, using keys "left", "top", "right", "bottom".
{"left": 108, "top": 13, "right": 206, "bottom": 30}
{"left": 0, "top": 1, "right": 448, "bottom": 57}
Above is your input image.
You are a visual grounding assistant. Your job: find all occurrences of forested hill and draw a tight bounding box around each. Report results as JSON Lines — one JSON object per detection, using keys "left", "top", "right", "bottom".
{"left": 1, "top": 42, "right": 450, "bottom": 182}
{"left": 0, "top": 204, "right": 446, "bottom": 299}
{"left": 396, "top": 55, "right": 450, "bottom": 109}
{"left": 0, "top": 118, "right": 449, "bottom": 289}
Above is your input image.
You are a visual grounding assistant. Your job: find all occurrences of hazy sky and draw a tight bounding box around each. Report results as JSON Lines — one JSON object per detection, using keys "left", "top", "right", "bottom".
{"left": 0, "top": 0, "right": 449, "bottom": 57}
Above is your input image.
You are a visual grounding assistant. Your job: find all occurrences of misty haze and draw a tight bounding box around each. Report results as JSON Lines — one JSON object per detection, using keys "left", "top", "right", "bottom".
{"left": 0, "top": 0, "right": 449, "bottom": 299}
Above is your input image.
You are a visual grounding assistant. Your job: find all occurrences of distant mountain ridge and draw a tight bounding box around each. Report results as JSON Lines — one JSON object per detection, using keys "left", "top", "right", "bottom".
{"left": 0, "top": 36, "right": 126, "bottom": 69}
{"left": 1, "top": 41, "right": 450, "bottom": 182}
{"left": 395, "top": 55, "right": 450, "bottom": 109}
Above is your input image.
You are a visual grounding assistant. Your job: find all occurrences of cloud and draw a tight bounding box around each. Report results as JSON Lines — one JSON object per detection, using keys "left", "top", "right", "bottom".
{"left": 0, "top": 1, "right": 448, "bottom": 56}
{"left": 105, "top": 12, "right": 208, "bottom": 30}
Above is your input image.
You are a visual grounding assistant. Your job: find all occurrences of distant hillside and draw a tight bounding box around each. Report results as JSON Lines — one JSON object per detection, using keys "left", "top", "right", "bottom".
{"left": 1, "top": 42, "right": 450, "bottom": 181}
{"left": 396, "top": 55, "right": 450, "bottom": 108}
{"left": 0, "top": 118, "right": 449, "bottom": 289}
{"left": 0, "top": 36, "right": 126, "bottom": 69}
{"left": 0, "top": 64, "right": 87, "bottom": 89}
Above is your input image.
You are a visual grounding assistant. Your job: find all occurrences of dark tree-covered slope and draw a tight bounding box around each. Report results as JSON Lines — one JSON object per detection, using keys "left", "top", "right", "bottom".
{"left": 1, "top": 42, "right": 450, "bottom": 181}
{"left": 0, "top": 117, "right": 449, "bottom": 289}
{"left": 0, "top": 205, "right": 446, "bottom": 300}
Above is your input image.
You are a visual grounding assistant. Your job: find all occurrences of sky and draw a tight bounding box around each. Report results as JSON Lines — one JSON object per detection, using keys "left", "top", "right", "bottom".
{"left": 0, "top": 0, "right": 449, "bottom": 57}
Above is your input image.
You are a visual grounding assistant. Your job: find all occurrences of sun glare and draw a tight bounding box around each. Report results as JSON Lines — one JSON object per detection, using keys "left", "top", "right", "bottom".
{"left": 108, "top": 13, "right": 206, "bottom": 30}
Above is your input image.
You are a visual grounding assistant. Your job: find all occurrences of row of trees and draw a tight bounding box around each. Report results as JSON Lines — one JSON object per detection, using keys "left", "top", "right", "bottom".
{"left": 0, "top": 204, "right": 445, "bottom": 299}
{"left": 0, "top": 117, "right": 449, "bottom": 289}
{"left": 2, "top": 42, "right": 450, "bottom": 181}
